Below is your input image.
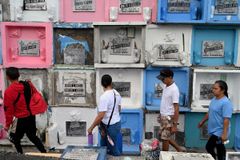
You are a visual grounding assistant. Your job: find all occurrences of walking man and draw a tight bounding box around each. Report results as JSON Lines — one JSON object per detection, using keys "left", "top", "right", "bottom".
{"left": 4, "top": 67, "right": 47, "bottom": 154}
{"left": 157, "top": 69, "right": 183, "bottom": 152}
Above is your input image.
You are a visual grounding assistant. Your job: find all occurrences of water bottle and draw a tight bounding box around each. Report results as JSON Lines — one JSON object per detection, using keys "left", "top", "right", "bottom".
{"left": 88, "top": 133, "right": 93, "bottom": 146}
{"left": 216, "top": 137, "right": 229, "bottom": 145}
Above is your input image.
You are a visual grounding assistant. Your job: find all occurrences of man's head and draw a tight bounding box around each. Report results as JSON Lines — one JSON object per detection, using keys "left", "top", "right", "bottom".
{"left": 157, "top": 69, "right": 174, "bottom": 85}
{"left": 6, "top": 67, "right": 20, "bottom": 81}
{"left": 101, "top": 74, "right": 112, "bottom": 89}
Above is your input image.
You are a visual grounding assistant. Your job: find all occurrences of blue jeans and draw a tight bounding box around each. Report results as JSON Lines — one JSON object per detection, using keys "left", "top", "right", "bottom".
{"left": 100, "top": 121, "right": 121, "bottom": 156}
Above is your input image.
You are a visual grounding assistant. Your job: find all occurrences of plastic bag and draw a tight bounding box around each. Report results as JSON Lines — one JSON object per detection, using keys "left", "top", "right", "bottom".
{"left": 140, "top": 139, "right": 160, "bottom": 160}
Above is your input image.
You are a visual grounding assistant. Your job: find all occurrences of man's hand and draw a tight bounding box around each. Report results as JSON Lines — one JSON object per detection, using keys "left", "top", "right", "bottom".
{"left": 198, "top": 121, "right": 204, "bottom": 128}
{"left": 87, "top": 127, "right": 93, "bottom": 135}
{"left": 88, "top": 112, "right": 105, "bottom": 135}
{"left": 221, "top": 133, "right": 228, "bottom": 142}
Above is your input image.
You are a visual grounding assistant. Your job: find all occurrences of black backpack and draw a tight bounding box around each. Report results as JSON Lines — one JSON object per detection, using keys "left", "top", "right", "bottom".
{"left": 14, "top": 81, "right": 33, "bottom": 115}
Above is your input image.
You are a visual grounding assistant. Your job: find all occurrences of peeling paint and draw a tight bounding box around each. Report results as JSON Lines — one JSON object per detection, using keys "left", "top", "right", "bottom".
{"left": 54, "top": 29, "right": 94, "bottom": 65}
{"left": 53, "top": 68, "right": 96, "bottom": 107}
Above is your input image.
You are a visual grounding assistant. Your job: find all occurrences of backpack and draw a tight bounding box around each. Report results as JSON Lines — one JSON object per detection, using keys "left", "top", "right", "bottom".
{"left": 17, "top": 80, "right": 47, "bottom": 115}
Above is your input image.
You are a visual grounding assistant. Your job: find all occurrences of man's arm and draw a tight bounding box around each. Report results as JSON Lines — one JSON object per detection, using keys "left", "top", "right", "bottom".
{"left": 171, "top": 103, "right": 179, "bottom": 133}
{"left": 88, "top": 111, "right": 106, "bottom": 134}
{"left": 173, "top": 103, "right": 179, "bottom": 123}
{"left": 4, "top": 92, "right": 15, "bottom": 130}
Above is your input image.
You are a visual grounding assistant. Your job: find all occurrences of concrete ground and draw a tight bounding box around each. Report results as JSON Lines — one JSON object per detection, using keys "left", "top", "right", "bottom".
{"left": 0, "top": 140, "right": 236, "bottom": 160}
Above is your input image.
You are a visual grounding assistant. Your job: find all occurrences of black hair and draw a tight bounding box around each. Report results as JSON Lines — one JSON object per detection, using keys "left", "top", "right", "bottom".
{"left": 160, "top": 69, "right": 174, "bottom": 78}
{"left": 101, "top": 74, "right": 112, "bottom": 88}
{"left": 6, "top": 67, "right": 20, "bottom": 80}
{"left": 215, "top": 80, "right": 228, "bottom": 98}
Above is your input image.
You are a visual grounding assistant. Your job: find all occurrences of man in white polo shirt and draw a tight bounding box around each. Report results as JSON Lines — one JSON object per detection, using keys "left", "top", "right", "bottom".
{"left": 157, "top": 69, "right": 183, "bottom": 152}
{"left": 88, "top": 74, "right": 122, "bottom": 156}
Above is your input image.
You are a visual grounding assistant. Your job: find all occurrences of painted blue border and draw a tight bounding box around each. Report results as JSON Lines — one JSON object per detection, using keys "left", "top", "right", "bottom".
{"left": 120, "top": 109, "right": 143, "bottom": 155}
{"left": 156, "top": 0, "right": 207, "bottom": 23}
{"left": 191, "top": 25, "right": 239, "bottom": 66}
{"left": 144, "top": 66, "right": 191, "bottom": 112}
{"left": 207, "top": 0, "right": 240, "bottom": 24}
{"left": 97, "top": 109, "right": 144, "bottom": 155}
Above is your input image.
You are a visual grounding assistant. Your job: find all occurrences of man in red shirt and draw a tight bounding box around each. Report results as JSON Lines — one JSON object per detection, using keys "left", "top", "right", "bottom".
{"left": 4, "top": 67, "right": 46, "bottom": 154}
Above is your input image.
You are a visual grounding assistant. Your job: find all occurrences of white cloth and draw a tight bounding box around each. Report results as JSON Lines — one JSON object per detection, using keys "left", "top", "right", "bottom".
{"left": 98, "top": 89, "right": 121, "bottom": 125}
{"left": 160, "top": 82, "right": 179, "bottom": 116}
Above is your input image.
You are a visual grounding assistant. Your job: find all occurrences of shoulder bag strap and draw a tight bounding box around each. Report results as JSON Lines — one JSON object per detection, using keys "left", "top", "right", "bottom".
{"left": 107, "top": 90, "right": 116, "bottom": 128}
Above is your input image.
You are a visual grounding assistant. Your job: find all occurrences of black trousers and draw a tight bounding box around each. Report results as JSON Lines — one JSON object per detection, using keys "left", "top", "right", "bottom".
{"left": 206, "top": 135, "right": 226, "bottom": 160}
{"left": 10, "top": 115, "right": 46, "bottom": 154}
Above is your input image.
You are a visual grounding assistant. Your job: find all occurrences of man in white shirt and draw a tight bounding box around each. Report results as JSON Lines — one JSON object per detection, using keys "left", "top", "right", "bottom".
{"left": 157, "top": 69, "right": 183, "bottom": 152}
{"left": 88, "top": 74, "right": 121, "bottom": 156}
